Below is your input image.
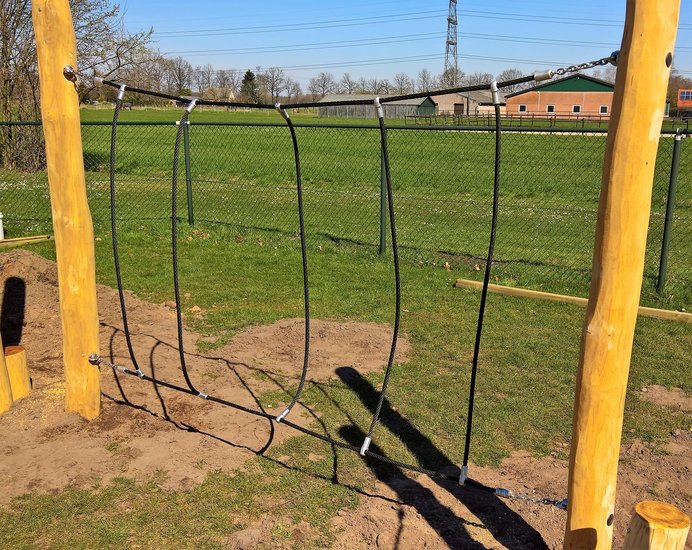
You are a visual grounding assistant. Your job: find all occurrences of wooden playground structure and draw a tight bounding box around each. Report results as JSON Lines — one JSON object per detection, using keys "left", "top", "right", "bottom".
{"left": 0, "top": 0, "right": 688, "bottom": 547}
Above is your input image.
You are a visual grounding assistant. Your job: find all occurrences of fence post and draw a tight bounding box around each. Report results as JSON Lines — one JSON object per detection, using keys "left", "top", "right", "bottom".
{"left": 656, "top": 130, "right": 683, "bottom": 293}
{"left": 379, "top": 145, "right": 387, "bottom": 255}
{"left": 183, "top": 120, "right": 194, "bottom": 225}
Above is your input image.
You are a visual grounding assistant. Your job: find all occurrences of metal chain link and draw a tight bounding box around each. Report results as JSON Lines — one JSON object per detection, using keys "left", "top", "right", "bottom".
{"left": 497, "top": 488, "right": 568, "bottom": 510}
{"left": 553, "top": 51, "right": 619, "bottom": 77}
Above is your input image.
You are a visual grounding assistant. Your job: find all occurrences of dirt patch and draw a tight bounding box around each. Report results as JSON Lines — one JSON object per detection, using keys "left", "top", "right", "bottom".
{"left": 0, "top": 250, "right": 689, "bottom": 549}
{"left": 330, "top": 431, "right": 691, "bottom": 549}
{"left": 0, "top": 250, "right": 409, "bottom": 502}
{"left": 640, "top": 385, "right": 692, "bottom": 412}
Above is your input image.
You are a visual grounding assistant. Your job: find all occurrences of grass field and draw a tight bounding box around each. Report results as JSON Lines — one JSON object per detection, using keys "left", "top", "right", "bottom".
{"left": 0, "top": 220, "right": 689, "bottom": 547}
{"left": 2, "top": 110, "right": 689, "bottom": 309}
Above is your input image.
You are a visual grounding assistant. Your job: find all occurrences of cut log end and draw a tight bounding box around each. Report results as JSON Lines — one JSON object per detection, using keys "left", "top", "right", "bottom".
{"left": 624, "top": 501, "right": 690, "bottom": 550}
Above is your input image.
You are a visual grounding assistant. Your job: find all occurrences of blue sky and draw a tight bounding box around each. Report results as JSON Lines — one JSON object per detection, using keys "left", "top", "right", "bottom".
{"left": 121, "top": 0, "right": 692, "bottom": 86}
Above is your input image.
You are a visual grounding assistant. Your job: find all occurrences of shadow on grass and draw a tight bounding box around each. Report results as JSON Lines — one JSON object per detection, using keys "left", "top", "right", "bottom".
{"left": 99, "top": 321, "right": 548, "bottom": 549}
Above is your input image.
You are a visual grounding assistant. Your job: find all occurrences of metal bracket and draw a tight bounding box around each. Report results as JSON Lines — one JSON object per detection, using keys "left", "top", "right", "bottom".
{"left": 490, "top": 80, "right": 500, "bottom": 106}
{"left": 373, "top": 97, "right": 384, "bottom": 119}
{"left": 275, "top": 102, "right": 290, "bottom": 121}
{"left": 63, "top": 66, "right": 78, "bottom": 83}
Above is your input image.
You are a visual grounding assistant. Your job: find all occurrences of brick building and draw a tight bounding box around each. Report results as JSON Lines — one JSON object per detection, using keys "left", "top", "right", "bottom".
{"left": 505, "top": 74, "right": 614, "bottom": 118}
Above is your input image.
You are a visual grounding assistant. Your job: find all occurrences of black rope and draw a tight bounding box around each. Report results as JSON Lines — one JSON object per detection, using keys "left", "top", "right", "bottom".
{"left": 462, "top": 96, "right": 503, "bottom": 469}
{"left": 363, "top": 102, "right": 402, "bottom": 447}
{"left": 97, "top": 74, "right": 537, "bottom": 111}
{"left": 109, "top": 88, "right": 144, "bottom": 374}
{"left": 274, "top": 108, "right": 311, "bottom": 421}
{"left": 171, "top": 107, "right": 201, "bottom": 394}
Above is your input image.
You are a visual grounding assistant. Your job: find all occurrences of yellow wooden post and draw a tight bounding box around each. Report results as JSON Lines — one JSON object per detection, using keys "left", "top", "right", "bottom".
{"left": 32, "top": 0, "right": 100, "bottom": 420}
{"left": 563, "top": 1, "right": 680, "bottom": 549}
{"left": 0, "top": 334, "right": 13, "bottom": 414}
{"left": 5, "top": 346, "right": 31, "bottom": 400}
{"left": 623, "top": 501, "right": 690, "bottom": 550}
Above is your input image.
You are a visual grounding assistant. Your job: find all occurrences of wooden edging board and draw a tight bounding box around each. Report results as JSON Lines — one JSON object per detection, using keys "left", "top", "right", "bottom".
{"left": 0, "top": 235, "right": 52, "bottom": 249}
{"left": 454, "top": 279, "right": 691, "bottom": 324}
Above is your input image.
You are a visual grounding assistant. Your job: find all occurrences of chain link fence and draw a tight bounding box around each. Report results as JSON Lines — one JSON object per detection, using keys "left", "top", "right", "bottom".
{"left": 0, "top": 120, "right": 689, "bottom": 307}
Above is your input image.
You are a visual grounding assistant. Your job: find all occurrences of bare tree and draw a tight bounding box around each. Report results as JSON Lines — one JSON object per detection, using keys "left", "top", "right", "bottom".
{"left": 283, "top": 78, "right": 302, "bottom": 101}
{"left": 393, "top": 72, "right": 414, "bottom": 94}
{"left": 380, "top": 79, "right": 392, "bottom": 95}
{"left": 166, "top": 56, "right": 193, "bottom": 94}
{"left": 193, "top": 64, "right": 214, "bottom": 94}
{"left": 260, "top": 67, "right": 286, "bottom": 103}
{"left": 365, "top": 78, "right": 383, "bottom": 94}
{"left": 339, "top": 72, "right": 357, "bottom": 94}
{"left": 357, "top": 77, "right": 368, "bottom": 94}
{"left": 496, "top": 68, "right": 527, "bottom": 93}
{"left": 308, "top": 71, "right": 337, "bottom": 99}
{"left": 214, "top": 69, "right": 242, "bottom": 95}
{"left": 0, "top": 0, "right": 151, "bottom": 169}
{"left": 464, "top": 72, "right": 494, "bottom": 86}
{"left": 439, "top": 67, "right": 465, "bottom": 88}
{"left": 417, "top": 69, "right": 438, "bottom": 92}
{"left": 590, "top": 66, "right": 617, "bottom": 84}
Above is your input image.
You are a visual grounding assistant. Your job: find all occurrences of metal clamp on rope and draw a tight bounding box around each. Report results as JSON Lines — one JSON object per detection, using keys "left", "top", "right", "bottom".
{"left": 275, "top": 408, "right": 290, "bottom": 423}
{"left": 135, "top": 369, "right": 145, "bottom": 379}
{"left": 275, "top": 102, "right": 290, "bottom": 121}
{"left": 373, "top": 97, "right": 384, "bottom": 119}
{"left": 94, "top": 76, "right": 104, "bottom": 86}
{"left": 88, "top": 353, "right": 101, "bottom": 366}
{"left": 495, "top": 487, "right": 513, "bottom": 498}
{"left": 186, "top": 98, "right": 198, "bottom": 113}
{"left": 490, "top": 81, "right": 500, "bottom": 106}
{"left": 533, "top": 70, "right": 553, "bottom": 82}
{"left": 556, "top": 498, "right": 568, "bottom": 510}
{"left": 459, "top": 465, "right": 468, "bottom": 485}
{"left": 610, "top": 50, "right": 620, "bottom": 66}
{"left": 359, "top": 436, "right": 372, "bottom": 456}
{"left": 117, "top": 84, "right": 127, "bottom": 102}
{"left": 198, "top": 391, "right": 209, "bottom": 399}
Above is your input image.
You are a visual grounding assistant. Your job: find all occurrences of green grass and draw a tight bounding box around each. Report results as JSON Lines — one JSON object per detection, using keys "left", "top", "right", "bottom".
{"left": 1, "top": 222, "right": 690, "bottom": 547}
{"left": 2, "top": 116, "right": 689, "bottom": 308}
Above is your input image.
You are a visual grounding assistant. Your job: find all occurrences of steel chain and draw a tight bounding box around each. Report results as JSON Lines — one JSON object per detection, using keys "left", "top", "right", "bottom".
{"left": 553, "top": 52, "right": 619, "bottom": 77}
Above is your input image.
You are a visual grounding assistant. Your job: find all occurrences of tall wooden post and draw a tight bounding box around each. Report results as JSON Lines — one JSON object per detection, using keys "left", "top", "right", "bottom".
{"left": 563, "top": 1, "right": 680, "bottom": 549}
{"left": 32, "top": 0, "right": 100, "bottom": 420}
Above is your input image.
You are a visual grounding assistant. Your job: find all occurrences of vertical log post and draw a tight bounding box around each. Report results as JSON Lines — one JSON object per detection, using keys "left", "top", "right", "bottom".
{"left": 563, "top": 1, "right": 680, "bottom": 549}
{"left": 0, "top": 335, "right": 12, "bottom": 414}
{"left": 623, "top": 501, "right": 690, "bottom": 550}
{"left": 32, "top": 0, "right": 100, "bottom": 420}
{"left": 5, "top": 346, "right": 30, "bottom": 400}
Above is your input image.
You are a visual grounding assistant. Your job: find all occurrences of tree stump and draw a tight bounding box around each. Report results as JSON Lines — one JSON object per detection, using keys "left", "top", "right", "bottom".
{"left": 623, "top": 501, "right": 690, "bottom": 550}
{"left": 0, "top": 335, "right": 13, "bottom": 414}
{"left": 5, "top": 346, "right": 30, "bottom": 400}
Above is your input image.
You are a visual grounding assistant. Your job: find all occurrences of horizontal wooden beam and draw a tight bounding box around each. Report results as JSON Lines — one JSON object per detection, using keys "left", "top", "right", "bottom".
{"left": 454, "top": 279, "right": 691, "bottom": 324}
{"left": 0, "top": 235, "right": 52, "bottom": 248}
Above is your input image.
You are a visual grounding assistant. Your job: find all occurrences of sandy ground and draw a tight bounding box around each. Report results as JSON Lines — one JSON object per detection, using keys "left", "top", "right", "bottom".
{"left": 0, "top": 250, "right": 689, "bottom": 549}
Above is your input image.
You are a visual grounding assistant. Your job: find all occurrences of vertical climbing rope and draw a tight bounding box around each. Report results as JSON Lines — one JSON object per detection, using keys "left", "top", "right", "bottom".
{"left": 461, "top": 81, "right": 503, "bottom": 481}
{"left": 360, "top": 97, "right": 402, "bottom": 456}
{"left": 274, "top": 104, "right": 311, "bottom": 423}
{"left": 109, "top": 84, "right": 145, "bottom": 376}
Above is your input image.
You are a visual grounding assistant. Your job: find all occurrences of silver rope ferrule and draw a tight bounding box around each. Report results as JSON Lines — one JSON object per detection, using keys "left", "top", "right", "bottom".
{"left": 495, "top": 487, "right": 512, "bottom": 498}
{"left": 533, "top": 70, "right": 554, "bottom": 82}
{"left": 186, "top": 98, "right": 198, "bottom": 113}
{"left": 275, "top": 102, "right": 290, "bottom": 121}
{"left": 490, "top": 80, "right": 500, "bottom": 106}
{"left": 373, "top": 97, "right": 384, "bottom": 119}
{"left": 198, "top": 391, "right": 209, "bottom": 399}
{"left": 117, "top": 84, "right": 127, "bottom": 102}
{"left": 135, "top": 369, "right": 145, "bottom": 379}
{"left": 94, "top": 76, "right": 104, "bottom": 86}
{"left": 459, "top": 465, "right": 468, "bottom": 485}
{"left": 359, "top": 436, "right": 372, "bottom": 456}
{"left": 275, "top": 408, "right": 290, "bottom": 422}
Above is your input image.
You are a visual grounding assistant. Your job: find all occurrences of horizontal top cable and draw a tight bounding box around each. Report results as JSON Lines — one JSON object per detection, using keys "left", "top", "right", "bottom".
{"left": 73, "top": 52, "right": 616, "bottom": 111}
